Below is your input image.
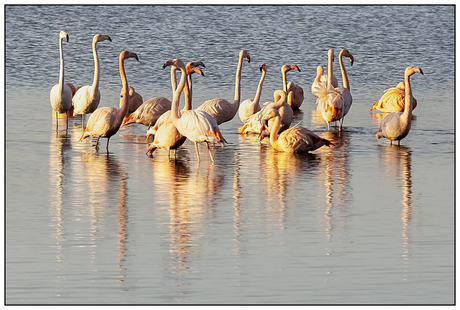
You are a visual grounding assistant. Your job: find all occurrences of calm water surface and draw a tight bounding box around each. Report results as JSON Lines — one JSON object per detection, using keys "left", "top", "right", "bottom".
{"left": 5, "top": 5, "right": 454, "bottom": 304}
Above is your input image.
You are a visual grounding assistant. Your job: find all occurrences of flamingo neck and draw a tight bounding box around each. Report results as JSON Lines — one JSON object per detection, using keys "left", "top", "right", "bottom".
{"left": 118, "top": 56, "right": 130, "bottom": 124}
{"left": 253, "top": 69, "right": 266, "bottom": 106}
{"left": 272, "top": 91, "right": 286, "bottom": 109}
{"left": 339, "top": 50, "right": 350, "bottom": 90}
{"left": 91, "top": 40, "right": 100, "bottom": 91}
{"left": 171, "top": 67, "right": 177, "bottom": 98}
{"left": 327, "top": 53, "right": 333, "bottom": 87}
{"left": 282, "top": 68, "right": 288, "bottom": 92}
{"left": 402, "top": 71, "right": 413, "bottom": 121}
{"left": 171, "top": 65, "right": 186, "bottom": 125}
{"left": 233, "top": 53, "right": 244, "bottom": 107}
{"left": 184, "top": 75, "right": 192, "bottom": 111}
{"left": 269, "top": 114, "right": 282, "bottom": 150}
{"left": 58, "top": 37, "right": 65, "bottom": 93}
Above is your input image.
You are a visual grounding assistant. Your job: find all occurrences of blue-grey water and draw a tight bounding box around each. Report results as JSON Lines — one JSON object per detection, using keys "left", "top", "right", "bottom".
{"left": 5, "top": 5, "right": 454, "bottom": 305}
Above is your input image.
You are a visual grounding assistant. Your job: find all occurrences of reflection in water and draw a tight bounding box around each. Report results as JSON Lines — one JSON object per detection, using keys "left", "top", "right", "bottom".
{"left": 260, "top": 144, "right": 320, "bottom": 232}
{"left": 378, "top": 145, "right": 413, "bottom": 281}
{"left": 150, "top": 155, "right": 224, "bottom": 296}
{"left": 319, "top": 131, "right": 352, "bottom": 242}
{"left": 233, "top": 151, "right": 242, "bottom": 257}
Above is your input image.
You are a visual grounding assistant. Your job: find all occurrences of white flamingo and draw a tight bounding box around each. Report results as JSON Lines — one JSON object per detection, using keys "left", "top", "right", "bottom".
{"left": 238, "top": 63, "right": 266, "bottom": 123}
{"left": 197, "top": 49, "right": 250, "bottom": 125}
{"left": 375, "top": 67, "right": 423, "bottom": 145}
{"left": 72, "top": 34, "right": 112, "bottom": 127}
{"left": 79, "top": 51, "right": 139, "bottom": 152}
{"left": 50, "top": 31, "right": 72, "bottom": 131}
{"left": 311, "top": 49, "right": 338, "bottom": 97}
{"left": 313, "top": 49, "right": 354, "bottom": 131}
{"left": 164, "top": 59, "right": 226, "bottom": 163}
{"left": 282, "top": 64, "right": 304, "bottom": 110}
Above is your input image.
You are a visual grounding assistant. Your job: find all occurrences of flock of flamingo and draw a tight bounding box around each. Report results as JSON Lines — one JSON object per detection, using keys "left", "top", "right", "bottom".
{"left": 50, "top": 31, "right": 424, "bottom": 162}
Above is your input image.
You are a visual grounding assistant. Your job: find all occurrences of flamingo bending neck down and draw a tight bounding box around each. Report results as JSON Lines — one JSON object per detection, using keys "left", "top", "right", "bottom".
{"left": 72, "top": 34, "right": 112, "bottom": 127}
{"left": 238, "top": 63, "right": 266, "bottom": 123}
{"left": 50, "top": 31, "right": 72, "bottom": 131}
{"left": 282, "top": 64, "right": 304, "bottom": 110}
{"left": 197, "top": 49, "right": 250, "bottom": 125}
{"left": 375, "top": 67, "right": 423, "bottom": 145}
{"left": 164, "top": 58, "right": 226, "bottom": 163}
{"left": 311, "top": 49, "right": 338, "bottom": 97}
{"left": 259, "top": 109, "right": 333, "bottom": 153}
{"left": 146, "top": 62, "right": 205, "bottom": 158}
{"left": 313, "top": 48, "right": 354, "bottom": 131}
{"left": 238, "top": 89, "right": 289, "bottom": 136}
{"left": 79, "top": 51, "right": 139, "bottom": 152}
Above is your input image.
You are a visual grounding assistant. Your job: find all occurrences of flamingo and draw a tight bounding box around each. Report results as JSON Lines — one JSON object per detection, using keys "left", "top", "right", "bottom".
{"left": 79, "top": 51, "right": 139, "bottom": 152}
{"left": 311, "top": 49, "right": 338, "bottom": 97}
{"left": 313, "top": 49, "right": 354, "bottom": 131}
{"left": 197, "top": 49, "right": 250, "bottom": 125}
{"left": 50, "top": 31, "right": 72, "bottom": 131}
{"left": 375, "top": 67, "right": 423, "bottom": 145}
{"left": 146, "top": 62, "right": 205, "bottom": 158}
{"left": 238, "top": 63, "right": 266, "bottom": 123}
{"left": 282, "top": 64, "right": 304, "bottom": 110}
{"left": 146, "top": 62, "right": 205, "bottom": 138}
{"left": 72, "top": 34, "right": 112, "bottom": 127}
{"left": 259, "top": 109, "right": 333, "bottom": 153}
{"left": 163, "top": 58, "right": 226, "bottom": 163}
{"left": 370, "top": 82, "right": 418, "bottom": 113}
{"left": 239, "top": 89, "right": 290, "bottom": 136}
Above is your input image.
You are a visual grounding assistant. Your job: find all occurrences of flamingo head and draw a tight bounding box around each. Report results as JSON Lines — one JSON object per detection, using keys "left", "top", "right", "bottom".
{"left": 259, "top": 63, "right": 267, "bottom": 72}
{"left": 328, "top": 48, "right": 335, "bottom": 62}
{"left": 186, "top": 62, "right": 205, "bottom": 76}
{"left": 120, "top": 51, "right": 139, "bottom": 62}
{"left": 163, "top": 59, "right": 185, "bottom": 70}
{"left": 94, "top": 34, "right": 112, "bottom": 43}
{"left": 240, "top": 49, "right": 251, "bottom": 63}
{"left": 405, "top": 67, "right": 424, "bottom": 76}
{"left": 59, "top": 31, "right": 69, "bottom": 42}
{"left": 282, "top": 64, "right": 301, "bottom": 73}
{"left": 341, "top": 49, "right": 354, "bottom": 66}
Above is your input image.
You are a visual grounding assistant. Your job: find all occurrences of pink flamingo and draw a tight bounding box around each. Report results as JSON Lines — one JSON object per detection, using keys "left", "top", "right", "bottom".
{"left": 79, "top": 51, "right": 139, "bottom": 152}
{"left": 238, "top": 63, "right": 266, "bottom": 123}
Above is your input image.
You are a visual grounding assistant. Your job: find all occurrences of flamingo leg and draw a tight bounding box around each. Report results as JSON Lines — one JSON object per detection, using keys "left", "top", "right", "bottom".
{"left": 326, "top": 121, "right": 330, "bottom": 131}
{"left": 55, "top": 112, "right": 59, "bottom": 132}
{"left": 206, "top": 142, "right": 214, "bottom": 163}
{"left": 66, "top": 114, "right": 69, "bottom": 131}
{"left": 95, "top": 137, "right": 100, "bottom": 151}
{"left": 82, "top": 114, "right": 85, "bottom": 130}
{"left": 194, "top": 142, "right": 201, "bottom": 162}
{"left": 106, "top": 137, "right": 110, "bottom": 153}
{"left": 390, "top": 140, "right": 393, "bottom": 146}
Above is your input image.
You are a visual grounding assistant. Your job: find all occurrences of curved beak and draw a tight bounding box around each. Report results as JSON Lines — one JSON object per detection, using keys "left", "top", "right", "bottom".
{"left": 66, "top": 34, "right": 69, "bottom": 42}
{"left": 163, "top": 60, "right": 174, "bottom": 69}
{"left": 419, "top": 68, "right": 424, "bottom": 75}
{"left": 130, "top": 52, "right": 139, "bottom": 61}
{"left": 246, "top": 55, "right": 251, "bottom": 63}
{"left": 107, "top": 35, "right": 112, "bottom": 42}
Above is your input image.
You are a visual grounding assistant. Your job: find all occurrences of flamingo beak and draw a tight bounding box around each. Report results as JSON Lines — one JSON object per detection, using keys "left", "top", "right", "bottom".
{"left": 259, "top": 126, "right": 266, "bottom": 141}
{"left": 419, "top": 68, "right": 424, "bottom": 75}
{"left": 66, "top": 34, "right": 69, "bottom": 42}
{"left": 108, "top": 36, "right": 112, "bottom": 42}
{"left": 131, "top": 53, "right": 139, "bottom": 61}
{"left": 350, "top": 56, "right": 354, "bottom": 66}
{"left": 246, "top": 55, "right": 251, "bottom": 63}
{"left": 163, "top": 60, "right": 174, "bottom": 69}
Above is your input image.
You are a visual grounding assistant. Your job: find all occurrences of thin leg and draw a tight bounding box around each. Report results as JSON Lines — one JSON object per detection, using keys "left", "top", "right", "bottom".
{"left": 95, "top": 137, "right": 100, "bottom": 151}
{"left": 82, "top": 114, "right": 85, "bottom": 131}
{"left": 206, "top": 142, "right": 214, "bottom": 163}
{"left": 390, "top": 140, "right": 393, "bottom": 146}
{"left": 168, "top": 149, "right": 171, "bottom": 159}
{"left": 397, "top": 140, "right": 401, "bottom": 146}
{"left": 56, "top": 112, "right": 59, "bottom": 132}
{"left": 106, "top": 137, "right": 110, "bottom": 153}
{"left": 326, "top": 121, "right": 330, "bottom": 131}
{"left": 66, "top": 114, "right": 69, "bottom": 131}
{"left": 195, "top": 142, "right": 201, "bottom": 162}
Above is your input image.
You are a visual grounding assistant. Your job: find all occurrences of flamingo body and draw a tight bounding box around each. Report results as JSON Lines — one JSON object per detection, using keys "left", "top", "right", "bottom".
{"left": 123, "top": 96, "right": 172, "bottom": 127}
{"left": 370, "top": 82, "right": 418, "bottom": 113}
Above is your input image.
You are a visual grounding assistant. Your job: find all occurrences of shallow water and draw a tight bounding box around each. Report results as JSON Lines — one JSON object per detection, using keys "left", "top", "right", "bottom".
{"left": 5, "top": 5, "right": 454, "bottom": 304}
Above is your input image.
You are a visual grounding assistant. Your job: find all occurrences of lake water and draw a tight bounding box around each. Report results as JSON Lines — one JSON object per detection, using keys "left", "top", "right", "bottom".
{"left": 5, "top": 5, "right": 455, "bottom": 305}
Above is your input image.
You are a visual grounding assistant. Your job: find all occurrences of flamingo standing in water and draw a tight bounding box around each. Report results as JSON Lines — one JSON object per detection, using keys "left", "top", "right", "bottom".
{"left": 259, "top": 109, "right": 333, "bottom": 153}
{"left": 238, "top": 63, "right": 266, "bottom": 123}
{"left": 370, "top": 82, "right": 418, "bottom": 113}
{"left": 164, "top": 59, "right": 226, "bottom": 163}
{"left": 311, "top": 49, "right": 338, "bottom": 97}
{"left": 72, "top": 34, "right": 112, "bottom": 127}
{"left": 313, "top": 49, "right": 354, "bottom": 131}
{"left": 79, "top": 51, "right": 139, "bottom": 152}
{"left": 146, "top": 62, "right": 205, "bottom": 158}
{"left": 282, "top": 64, "right": 304, "bottom": 110}
{"left": 375, "top": 67, "right": 423, "bottom": 145}
{"left": 239, "top": 90, "right": 289, "bottom": 135}
{"left": 50, "top": 31, "right": 72, "bottom": 131}
{"left": 147, "top": 61, "right": 205, "bottom": 138}
{"left": 197, "top": 49, "right": 250, "bottom": 125}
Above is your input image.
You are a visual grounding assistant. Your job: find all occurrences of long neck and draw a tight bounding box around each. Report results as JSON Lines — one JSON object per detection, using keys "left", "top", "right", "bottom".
{"left": 269, "top": 115, "right": 282, "bottom": 149}
{"left": 327, "top": 53, "right": 333, "bottom": 87}
{"left": 171, "top": 67, "right": 177, "bottom": 97}
{"left": 170, "top": 66, "right": 187, "bottom": 124}
{"left": 253, "top": 70, "right": 266, "bottom": 106}
{"left": 402, "top": 72, "right": 413, "bottom": 121}
{"left": 184, "top": 75, "right": 192, "bottom": 111}
{"left": 233, "top": 53, "right": 244, "bottom": 106}
{"left": 282, "top": 69, "right": 288, "bottom": 92}
{"left": 58, "top": 37, "right": 65, "bottom": 93}
{"left": 118, "top": 57, "right": 129, "bottom": 123}
{"left": 91, "top": 40, "right": 100, "bottom": 91}
{"left": 272, "top": 91, "right": 286, "bottom": 109}
{"left": 339, "top": 51, "right": 350, "bottom": 90}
